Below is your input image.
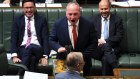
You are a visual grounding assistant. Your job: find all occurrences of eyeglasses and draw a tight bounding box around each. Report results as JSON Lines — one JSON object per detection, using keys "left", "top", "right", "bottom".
{"left": 79, "top": 62, "right": 85, "bottom": 65}
{"left": 23, "top": 7, "right": 35, "bottom": 10}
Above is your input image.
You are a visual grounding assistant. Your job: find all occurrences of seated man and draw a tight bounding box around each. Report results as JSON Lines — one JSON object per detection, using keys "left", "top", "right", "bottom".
{"left": 11, "top": 0, "right": 49, "bottom": 75}
{"left": 90, "top": 0, "right": 123, "bottom": 76}
{"left": 55, "top": 52, "right": 85, "bottom": 79}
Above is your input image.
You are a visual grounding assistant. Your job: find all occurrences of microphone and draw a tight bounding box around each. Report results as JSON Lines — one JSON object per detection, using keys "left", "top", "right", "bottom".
{"left": 65, "top": 45, "right": 72, "bottom": 54}
{"left": 68, "top": 45, "right": 72, "bottom": 52}
{"left": 65, "top": 45, "right": 69, "bottom": 50}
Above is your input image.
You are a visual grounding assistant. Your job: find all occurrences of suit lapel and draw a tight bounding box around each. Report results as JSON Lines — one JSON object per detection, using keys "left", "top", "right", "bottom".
{"left": 34, "top": 15, "right": 38, "bottom": 32}
{"left": 34, "top": 15, "right": 40, "bottom": 38}
{"left": 76, "top": 17, "right": 83, "bottom": 48}
{"left": 109, "top": 14, "right": 114, "bottom": 37}
{"left": 63, "top": 18, "right": 72, "bottom": 45}
{"left": 97, "top": 15, "right": 102, "bottom": 38}
{"left": 21, "top": 16, "right": 25, "bottom": 38}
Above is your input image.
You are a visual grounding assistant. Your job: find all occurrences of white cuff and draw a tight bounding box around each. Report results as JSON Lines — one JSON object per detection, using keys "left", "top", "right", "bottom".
{"left": 11, "top": 53, "right": 17, "bottom": 57}
{"left": 43, "top": 55, "right": 48, "bottom": 59}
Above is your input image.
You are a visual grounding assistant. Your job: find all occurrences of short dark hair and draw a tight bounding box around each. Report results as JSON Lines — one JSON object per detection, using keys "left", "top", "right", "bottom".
{"left": 22, "top": 0, "right": 35, "bottom": 7}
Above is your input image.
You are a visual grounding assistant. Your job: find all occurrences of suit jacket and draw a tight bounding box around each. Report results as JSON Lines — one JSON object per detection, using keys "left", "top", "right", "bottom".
{"left": 54, "top": 0, "right": 69, "bottom": 3}
{"left": 90, "top": 14, "right": 123, "bottom": 53}
{"left": 49, "top": 16, "right": 97, "bottom": 66}
{"left": 55, "top": 70, "right": 86, "bottom": 79}
{"left": 34, "top": 0, "right": 46, "bottom": 3}
{"left": 11, "top": 14, "right": 49, "bottom": 56}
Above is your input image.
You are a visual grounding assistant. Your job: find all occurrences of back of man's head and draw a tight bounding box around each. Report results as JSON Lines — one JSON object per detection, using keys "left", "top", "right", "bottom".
{"left": 66, "top": 52, "right": 83, "bottom": 69}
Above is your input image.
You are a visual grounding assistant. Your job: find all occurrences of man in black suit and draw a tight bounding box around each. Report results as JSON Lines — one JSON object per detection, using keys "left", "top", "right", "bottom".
{"left": 90, "top": 0, "right": 123, "bottom": 76}
{"left": 11, "top": 0, "right": 49, "bottom": 75}
{"left": 49, "top": 2, "right": 97, "bottom": 75}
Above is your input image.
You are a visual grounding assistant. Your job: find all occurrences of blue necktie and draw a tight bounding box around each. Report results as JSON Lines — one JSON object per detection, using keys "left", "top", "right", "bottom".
{"left": 104, "top": 19, "right": 108, "bottom": 40}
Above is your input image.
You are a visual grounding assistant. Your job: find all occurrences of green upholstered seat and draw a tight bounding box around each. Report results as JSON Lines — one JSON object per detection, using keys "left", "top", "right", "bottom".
{"left": 0, "top": 8, "right": 140, "bottom": 76}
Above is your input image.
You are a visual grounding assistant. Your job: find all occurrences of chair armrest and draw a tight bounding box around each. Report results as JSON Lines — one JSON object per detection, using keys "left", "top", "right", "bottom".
{"left": 8, "top": 60, "right": 28, "bottom": 71}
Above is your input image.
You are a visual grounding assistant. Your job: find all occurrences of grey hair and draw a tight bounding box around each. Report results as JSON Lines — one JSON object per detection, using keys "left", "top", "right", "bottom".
{"left": 66, "top": 2, "right": 81, "bottom": 12}
{"left": 66, "top": 52, "right": 83, "bottom": 68}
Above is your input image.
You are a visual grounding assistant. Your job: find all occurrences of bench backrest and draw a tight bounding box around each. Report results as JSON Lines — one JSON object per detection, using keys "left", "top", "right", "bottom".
{"left": 0, "top": 8, "right": 140, "bottom": 53}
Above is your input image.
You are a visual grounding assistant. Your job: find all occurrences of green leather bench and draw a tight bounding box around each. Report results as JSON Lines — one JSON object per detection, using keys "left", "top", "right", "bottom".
{"left": 0, "top": 7, "right": 140, "bottom": 76}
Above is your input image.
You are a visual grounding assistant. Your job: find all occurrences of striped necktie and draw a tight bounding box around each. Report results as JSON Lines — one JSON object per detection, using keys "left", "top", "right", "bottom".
{"left": 25, "top": 18, "right": 31, "bottom": 48}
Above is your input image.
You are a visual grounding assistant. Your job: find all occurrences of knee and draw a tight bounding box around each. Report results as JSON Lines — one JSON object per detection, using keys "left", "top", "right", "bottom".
{"left": 102, "top": 56, "right": 107, "bottom": 63}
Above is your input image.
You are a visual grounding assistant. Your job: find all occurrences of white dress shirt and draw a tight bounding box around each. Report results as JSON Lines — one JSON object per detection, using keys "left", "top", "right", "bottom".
{"left": 101, "top": 15, "right": 110, "bottom": 40}
{"left": 68, "top": 20, "right": 79, "bottom": 49}
{"left": 12, "top": 15, "right": 40, "bottom": 57}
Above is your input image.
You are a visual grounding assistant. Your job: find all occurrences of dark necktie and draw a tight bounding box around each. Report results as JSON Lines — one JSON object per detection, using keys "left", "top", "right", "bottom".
{"left": 72, "top": 25, "right": 77, "bottom": 48}
{"left": 104, "top": 19, "right": 108, "bottom": 40}
{"left": 25, "top": 18, "right": 31, "bottom": 48}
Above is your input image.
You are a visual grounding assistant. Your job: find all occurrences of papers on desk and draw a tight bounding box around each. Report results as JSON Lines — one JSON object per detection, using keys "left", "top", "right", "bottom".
{"left": 128, "top": 1, "right": 140, "bottom": 6}
{"left": 35, "top": 3, "right": 46, "bottom": 7}
{"left": 24, "top": 71, "right": 48, "bottom": 79}
{"left": 46, "top": 3, "right": 62, "bottom": 7}
{"left": 111, "top": 1, "right": 140, "bottom": 7}
{"left": 7, "top": 53, "right": 12, "bottom": 60}
{"left": 0, "top": 3, "right": 10, "bottom": 7}
{"left": 0, "top": 76, "right": 19, "bottom": 79}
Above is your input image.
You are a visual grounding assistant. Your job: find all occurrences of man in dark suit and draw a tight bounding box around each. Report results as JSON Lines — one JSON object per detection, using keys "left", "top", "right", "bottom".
{"left": 11, "top": 0, "right": 49, "bottom": 75}
{"left": 55, "top": 52, "right": 85, "bottom": 79}
{"left": 49, "top": 2, "right": 97, "bottom": 76}
{"left": 90, "top": 0, "right": 123, "bottom": 76}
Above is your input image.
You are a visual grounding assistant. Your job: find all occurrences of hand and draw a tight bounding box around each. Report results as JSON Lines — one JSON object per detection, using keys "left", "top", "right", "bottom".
{"left": 39, "top": 58, "right": 48, "bottom": 66}
{"left": 12, "top": 57, "right": 21, "bottom": 63}
{"left": 98, "top": 39, "right": 106, "bottom": 46}
{"left": 3, "top": 0, "right": 10, "bottom": 4}
{"left": 109, "top": 0, "right": 115, "bottom": 3}
{"left": 57, "top": 47, "right": 67, "bottom": 53}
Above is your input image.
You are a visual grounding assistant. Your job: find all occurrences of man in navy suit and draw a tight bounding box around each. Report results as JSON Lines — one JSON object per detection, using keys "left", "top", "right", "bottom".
{"left": 49, "top": 2, "right": 97, "bottom": 76}
{"left": 90, "top": 0, "right": 123, "bottom": 76}
{"left": 11, "top": 0, "right": 49, "bottom": 75}
{"left": 55, "top": 52, "right": 85, "bottom": 79}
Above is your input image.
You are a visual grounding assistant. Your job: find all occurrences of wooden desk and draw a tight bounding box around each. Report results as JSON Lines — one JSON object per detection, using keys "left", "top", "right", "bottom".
{"left": 124, "top": 76, "right": 140, "bottom": 79}
{"left": 84, "top": 76, "right": 115, "bottom": 79}
{"left": 48, "top": 76, "right": 116, "bottom": 79}
{"left": 53, "top": 59, "right": 67, "bottom": 76}
{"left": 114, "top": 68, "right": 140, "bottom": 79}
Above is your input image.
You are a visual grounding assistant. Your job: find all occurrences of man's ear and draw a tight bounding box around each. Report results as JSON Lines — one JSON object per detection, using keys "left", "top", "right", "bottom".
{"left": 76, "top": 64, "right": 80, "bottom": 69}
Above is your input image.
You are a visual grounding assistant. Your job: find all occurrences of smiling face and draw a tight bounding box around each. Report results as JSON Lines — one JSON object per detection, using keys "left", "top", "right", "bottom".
{"left": 99, "top": 1, "right": 110, "bottom": 18}
{"left": 66, "top": 3, "right": 80, "bottom": 26}
{"left": 22, "top": 2, "right": 35, "bottom": 18}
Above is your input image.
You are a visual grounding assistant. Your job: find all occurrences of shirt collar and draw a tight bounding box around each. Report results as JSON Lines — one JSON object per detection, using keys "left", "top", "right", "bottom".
{"left": 101, "top": 14, "right": 110, "bottom": 21}
{"left": 67, "top": 69, "right": 80, "bottom": 74}
{"left": 25, "top": 15, "right": 34, "bottom": 21}
{"left": 68, "top": 20, "right": 79, "bottom": 27}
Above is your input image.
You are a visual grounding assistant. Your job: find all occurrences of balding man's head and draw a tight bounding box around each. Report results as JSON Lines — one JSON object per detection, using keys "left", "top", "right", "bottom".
{"left": 66, "top": 2, "right": 81, "bottom": 26}
{"left": 99, "top": 0, "right": 111, "bottom": 18}
{"left": 66, "top": 52, "right": 84, "bottom": 72}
